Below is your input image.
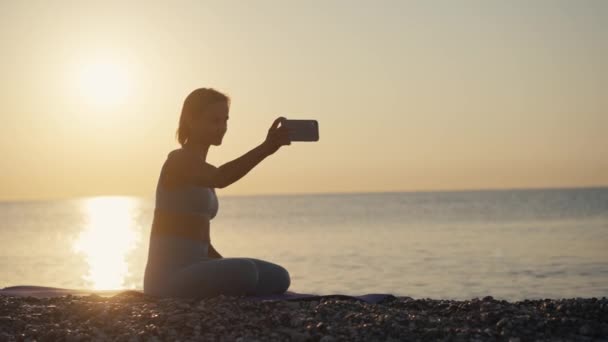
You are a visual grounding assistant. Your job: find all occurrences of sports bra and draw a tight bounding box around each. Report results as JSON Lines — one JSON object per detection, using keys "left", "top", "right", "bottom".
{"left": 154, "top": 150, "right": 219, "bottom": 220}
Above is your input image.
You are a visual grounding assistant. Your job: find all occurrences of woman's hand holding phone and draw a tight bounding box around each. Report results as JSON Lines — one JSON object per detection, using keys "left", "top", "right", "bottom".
{"left": 262, "top": 116, "right": 292, "bottom": 156}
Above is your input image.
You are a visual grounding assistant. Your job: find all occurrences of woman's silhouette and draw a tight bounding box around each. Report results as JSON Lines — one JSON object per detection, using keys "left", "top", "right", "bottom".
{"left": 143, "top": 88, "right": 292, "bottom": 298}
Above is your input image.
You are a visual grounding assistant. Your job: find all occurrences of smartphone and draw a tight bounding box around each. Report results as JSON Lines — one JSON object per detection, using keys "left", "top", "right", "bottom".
{"left": 282, "top": 119, "right": 319, "bottom": 142}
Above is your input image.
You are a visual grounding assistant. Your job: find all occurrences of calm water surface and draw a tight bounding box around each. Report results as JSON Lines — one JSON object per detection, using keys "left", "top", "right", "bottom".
{"left": 1, "top": 187, "right": 607, "bottom": 300}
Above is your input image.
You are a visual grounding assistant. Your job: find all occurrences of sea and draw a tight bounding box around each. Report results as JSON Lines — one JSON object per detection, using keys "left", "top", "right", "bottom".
{"left": 1, "top": 187, "right": 607, "bottom": 301}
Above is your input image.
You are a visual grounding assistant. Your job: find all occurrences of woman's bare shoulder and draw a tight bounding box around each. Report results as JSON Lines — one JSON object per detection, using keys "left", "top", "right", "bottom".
{"left": 162, "top": 149, "right": 218, "bottom": 188}
{"left": 167, "top": 148, "right": 217, "bottom": 168}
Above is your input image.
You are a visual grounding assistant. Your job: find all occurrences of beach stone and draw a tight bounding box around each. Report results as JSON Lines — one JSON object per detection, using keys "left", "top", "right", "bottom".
{"left": 316, "top": 322, "right": 326, "bottom": 331}
{"left": 283, "top": 328, "right": 311, "bottom": 342}
{"left": 196, "top": 302, "right": 206, "bottom": 311}
{"left": 13, "top": 319, "right": 26, "bottom": 331}
{"left": 579, "top": 324, "right": 594, "bottom": 336}
{"left": 236, "top": 337, "right": 261, "bottom": 342}
{"left": 277, "top": 328, "right": 310, "bottom": 341}
{"left": 496, "top": 318, "right": 511, "bottom": 330}
{"left": 319, "top": 335, "right": 336, "bottom": 342}
{"left": 285, "top": 301, "right": 300, "bottom": 310}
{"left": 290, "top": 316, "right": 304, "bottom": 327}
{"left": 481, "top": 311, "right": 500, "bottom": 324}
{"left": 384, "top": 338, "right": 401, "bottom": 342}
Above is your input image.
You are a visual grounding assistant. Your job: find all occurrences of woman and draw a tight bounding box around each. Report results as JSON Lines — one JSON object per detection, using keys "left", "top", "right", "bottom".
{"left": 143, "top": 87, "right": 292, "bottom": 298}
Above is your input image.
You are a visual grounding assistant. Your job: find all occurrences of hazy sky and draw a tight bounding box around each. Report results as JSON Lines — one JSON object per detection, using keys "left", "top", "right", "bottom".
{"left": 1, "top": 0, "right": 606, "bottom": 201}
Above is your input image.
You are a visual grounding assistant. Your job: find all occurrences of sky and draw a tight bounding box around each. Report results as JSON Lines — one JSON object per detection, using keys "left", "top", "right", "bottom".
{"left": 1, "top": 0, "right": 606, "bottom": 201}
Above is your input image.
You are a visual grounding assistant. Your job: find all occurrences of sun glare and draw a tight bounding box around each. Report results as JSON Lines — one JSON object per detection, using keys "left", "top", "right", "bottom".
{"left": 77, "top": 61, "right": 131, "bottom": 107}
{"left": 72, "top": 196, "right": 141, "bottom": 290}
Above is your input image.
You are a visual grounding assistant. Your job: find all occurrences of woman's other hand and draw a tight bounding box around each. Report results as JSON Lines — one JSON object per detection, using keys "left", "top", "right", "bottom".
{"left": 262, "top": 117, "right": 291, "bottom": 156}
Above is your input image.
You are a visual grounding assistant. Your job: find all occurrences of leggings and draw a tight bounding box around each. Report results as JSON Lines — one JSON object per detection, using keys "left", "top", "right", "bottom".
{"left": 143, "top": 235, "right": 291, "bottom": 298}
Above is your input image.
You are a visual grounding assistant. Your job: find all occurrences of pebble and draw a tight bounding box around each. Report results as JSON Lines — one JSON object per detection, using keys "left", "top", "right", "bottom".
{"left": 0, "top": 293, "right": 606, "bottom": 341}
{"left": 319, "top": 335, "right": 336, "bottom": 342}
{"left": 579, "top": 324, "right": 594, "bottom": 336}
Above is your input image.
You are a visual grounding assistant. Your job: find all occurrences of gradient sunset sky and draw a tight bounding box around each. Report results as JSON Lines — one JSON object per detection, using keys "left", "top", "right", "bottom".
{"left": 1, "top": 0, "right": 606, "bottom": 201}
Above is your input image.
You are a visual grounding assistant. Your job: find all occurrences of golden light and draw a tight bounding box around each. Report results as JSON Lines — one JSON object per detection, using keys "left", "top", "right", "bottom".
{"left": 72, "top": 196, "right": 141, "bottom": 290}
{"left": 77, "top": 61, "right": 131, "bottom": 107}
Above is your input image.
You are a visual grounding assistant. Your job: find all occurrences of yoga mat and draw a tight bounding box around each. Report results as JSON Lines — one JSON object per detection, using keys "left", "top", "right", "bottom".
{"left": 1, "top": 286, "right": 397, "bottom": 304}
{"left": 245, "top": 291, "right": 397, "bottom": 304}
{"left": 0, "top": 286, "right": 125, "bottom": 298}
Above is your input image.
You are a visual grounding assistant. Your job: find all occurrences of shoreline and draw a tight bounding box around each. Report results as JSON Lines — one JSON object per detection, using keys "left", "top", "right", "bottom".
{"left": 1, "top": 292, "right": 606, "bottom": 341}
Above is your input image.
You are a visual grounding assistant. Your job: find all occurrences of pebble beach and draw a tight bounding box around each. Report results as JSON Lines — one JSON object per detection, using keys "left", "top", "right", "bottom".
{"left": 1, "top": 291, "right": 607, "bottom": 341}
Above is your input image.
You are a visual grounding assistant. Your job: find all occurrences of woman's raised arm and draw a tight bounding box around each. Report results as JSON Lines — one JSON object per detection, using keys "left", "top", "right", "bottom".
{"left": 215, "top": 117, "right": 291, "bottom": 188}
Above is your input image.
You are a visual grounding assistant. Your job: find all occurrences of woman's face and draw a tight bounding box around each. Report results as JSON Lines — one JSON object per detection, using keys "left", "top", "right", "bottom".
{"left": 187, "top": 100, "right": 229, "bottom": 146}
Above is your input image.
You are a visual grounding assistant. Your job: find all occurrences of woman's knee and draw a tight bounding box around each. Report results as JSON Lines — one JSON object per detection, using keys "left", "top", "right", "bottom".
{"left": 168, "top": 258, "right": 259, "bottom": 297}
{"left": 248, "top": 258, "right": 291, "bottom": 293}
{"left": 228, "top": 258, "right": 259, "bottom": 294}
{"left": 201, "top": 258, "right": 259, "bottom": 295}
{"left": 278, "top": 265, "right": 291, "bottom": 291}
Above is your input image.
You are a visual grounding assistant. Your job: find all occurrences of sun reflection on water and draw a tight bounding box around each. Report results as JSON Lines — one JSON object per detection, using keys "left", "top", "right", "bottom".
{"left": 72, "top": 196, "right": 141, "bottom": 290}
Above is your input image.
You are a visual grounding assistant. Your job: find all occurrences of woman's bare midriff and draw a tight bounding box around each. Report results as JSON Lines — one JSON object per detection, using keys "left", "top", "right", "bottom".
{"left": 151, "top": 208, "right": 211, "bottom": 242}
